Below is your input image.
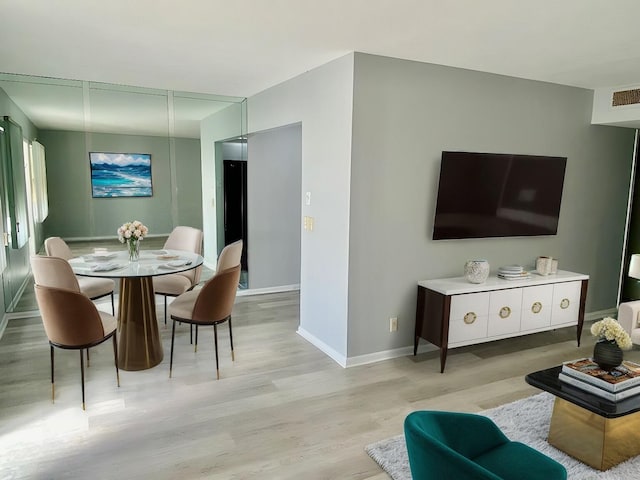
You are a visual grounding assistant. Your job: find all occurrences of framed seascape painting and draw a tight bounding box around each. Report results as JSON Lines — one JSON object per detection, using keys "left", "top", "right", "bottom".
{"left": 89, "top": 152, "right": 153, "bottom": 198}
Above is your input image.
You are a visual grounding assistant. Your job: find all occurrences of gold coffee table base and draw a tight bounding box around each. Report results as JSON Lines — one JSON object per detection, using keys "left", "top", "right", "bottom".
{"left": 548, "top": 397, "right": 640, "bottom": 471}
{"left": 117, "top": 277, "right": 163, "bottom": 371}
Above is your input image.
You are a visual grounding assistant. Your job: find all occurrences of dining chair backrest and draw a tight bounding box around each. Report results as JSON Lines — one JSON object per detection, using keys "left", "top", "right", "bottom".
{"left": 44, "top": 237, "right": 74, "bottom": 260}
{"left": 163, "top": 226, "right": 203, "bottom": 285}
{"left": 192, "top": 265, "right": 241, "bottom": 323}
{"left": 31, "top": 255, "right": 81, "bottom": 292}
{"left": 34, "top": 284, "right": 106, "bottom": 347}
{"left": 216, "top": 240, "right": 243, "bottom": 273}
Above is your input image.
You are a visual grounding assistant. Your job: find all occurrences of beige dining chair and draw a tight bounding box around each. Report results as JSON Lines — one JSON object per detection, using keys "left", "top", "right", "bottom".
{"left": 193, "top": 239, "right": 243, "bottom": 348}
{"left": 168, "top": 264, "right": 241, "bottom": 380}
{"left": 152, "top": 226, "right": 203, "bottom": 324}
{"left": 216, "top": 239, "right": 243, "bottom": 273}
{"left": 44, "top": 236, "right": 115, "bottom": 315}
{"left": 31, "top": 256, "right": 120, "bottom": 410}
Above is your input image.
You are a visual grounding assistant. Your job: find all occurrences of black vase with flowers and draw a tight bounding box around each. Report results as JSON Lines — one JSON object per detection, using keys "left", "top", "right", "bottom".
{"left": 593, "top": 340, "right": 624, "bottom": 371}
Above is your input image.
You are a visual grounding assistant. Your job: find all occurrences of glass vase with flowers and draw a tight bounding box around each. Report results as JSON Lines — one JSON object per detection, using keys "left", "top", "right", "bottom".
{"left": 117, "top": 220, "right": 148, "bottom": 262}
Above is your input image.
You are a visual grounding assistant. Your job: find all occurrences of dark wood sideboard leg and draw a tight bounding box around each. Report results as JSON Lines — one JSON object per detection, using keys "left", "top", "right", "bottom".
{"left": 439, "top": 346, "right": 448, "bottom": 374}
{"left": 576, "top": 279, "right": 589, "bottom": 346}
{"left": 414, "top": 286, "right": 427, "bottom": 356}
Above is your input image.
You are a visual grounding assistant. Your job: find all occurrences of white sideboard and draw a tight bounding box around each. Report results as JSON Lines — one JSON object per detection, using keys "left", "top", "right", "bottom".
{"left": 414, "top": 270, "right": 589, "bottom": 372}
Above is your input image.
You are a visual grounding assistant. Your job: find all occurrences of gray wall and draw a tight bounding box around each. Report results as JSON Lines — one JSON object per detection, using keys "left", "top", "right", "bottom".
{"left": 347, "top": 53, "right": 636, "bottom": 358}
{"left": 39, "top": 130, "right": 202, "bottom": 240}
{"left": 247, "top": 124, "right": 302, "bottom": 289}
{"left": 248, "top": 54, "right": 354, "bottom": 362}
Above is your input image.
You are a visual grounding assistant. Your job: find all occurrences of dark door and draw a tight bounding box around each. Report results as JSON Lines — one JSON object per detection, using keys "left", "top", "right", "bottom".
{"left": 223, "top": 160, "right": 248, "bottom": 270}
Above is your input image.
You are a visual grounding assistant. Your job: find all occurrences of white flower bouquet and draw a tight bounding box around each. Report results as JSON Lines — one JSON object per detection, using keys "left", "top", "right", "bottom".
{"left": 117, "top": 220, "right": 148, "bottom": 261}
{"left": 590, "top": 317, "right": 632, "bottom": 350}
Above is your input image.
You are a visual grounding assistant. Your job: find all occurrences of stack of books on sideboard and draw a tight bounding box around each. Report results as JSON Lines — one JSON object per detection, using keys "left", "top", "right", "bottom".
{"left": 560, "top": 358, "right": 640, "bottom": 401}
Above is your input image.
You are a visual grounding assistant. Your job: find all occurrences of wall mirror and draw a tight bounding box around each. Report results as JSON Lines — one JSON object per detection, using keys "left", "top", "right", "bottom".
{"left": 0, "top": 72, "right": 247, "bottom": 311}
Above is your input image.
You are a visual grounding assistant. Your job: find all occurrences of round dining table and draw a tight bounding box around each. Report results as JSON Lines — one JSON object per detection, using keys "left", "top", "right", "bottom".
{"left": 69, "top": 248, "right": 204, "bottom": 371}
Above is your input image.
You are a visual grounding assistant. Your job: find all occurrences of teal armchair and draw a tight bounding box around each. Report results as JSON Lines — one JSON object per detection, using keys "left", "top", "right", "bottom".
{"left": 404, "top": 411, "right": 567, "bottom": 480}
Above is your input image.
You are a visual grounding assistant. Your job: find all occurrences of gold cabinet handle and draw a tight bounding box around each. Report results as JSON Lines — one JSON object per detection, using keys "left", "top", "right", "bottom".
{"left": 531, "top": 302, "right": 542, "bottom": 314}
{"left": 499, "top": 306, "right": 511, "bottom": 319}
{"left": 464, "top": 312, "right": 477, "bottom": 325}
{"left": 560, "top": 298, "right": 570, "bottom": 309}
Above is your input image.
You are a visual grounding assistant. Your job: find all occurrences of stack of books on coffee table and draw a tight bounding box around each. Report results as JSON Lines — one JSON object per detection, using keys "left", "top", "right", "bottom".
{"left": 559, "top": 358, "right": 640, "bottom": 401}
{"left": 497, "top": 265, "right": 531, "bottom": 280}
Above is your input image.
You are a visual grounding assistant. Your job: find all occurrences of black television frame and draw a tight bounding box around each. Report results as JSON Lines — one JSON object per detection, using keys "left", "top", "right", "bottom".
{"left": 432, "top": 151, "right": 567, "bottom": 240}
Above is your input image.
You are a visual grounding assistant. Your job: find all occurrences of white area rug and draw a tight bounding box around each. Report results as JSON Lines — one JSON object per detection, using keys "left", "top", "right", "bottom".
{"left": 366, "top": 392, "right": 640, "bottom": 480}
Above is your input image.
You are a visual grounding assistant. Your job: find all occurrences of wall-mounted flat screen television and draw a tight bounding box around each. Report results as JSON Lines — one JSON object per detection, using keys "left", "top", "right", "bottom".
{"left": 432, "top": 151, "right": 567, "bottom": 240}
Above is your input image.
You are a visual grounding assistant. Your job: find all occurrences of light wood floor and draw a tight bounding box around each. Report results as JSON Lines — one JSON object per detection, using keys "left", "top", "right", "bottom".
{"left": 2, "top": 249, "right": 637, "bottom": 478}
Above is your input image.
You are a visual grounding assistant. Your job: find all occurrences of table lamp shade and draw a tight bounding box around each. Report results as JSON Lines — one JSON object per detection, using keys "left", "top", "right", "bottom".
{"left": 629, "top": 254, "right": 640, "bottom": 280}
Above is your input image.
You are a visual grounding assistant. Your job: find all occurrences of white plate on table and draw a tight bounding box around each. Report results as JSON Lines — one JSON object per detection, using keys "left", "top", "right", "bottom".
{"left": 84, "top": 252, "right": 117, "bottom": 262}
{"left": 157, "top": 254, "right": 180, "bottom": 260}
{"left": 90, "top": 263, "right": 124, "bottom": 272}
{"left": 160, "top": 259, "right": 193, "bottom": 269}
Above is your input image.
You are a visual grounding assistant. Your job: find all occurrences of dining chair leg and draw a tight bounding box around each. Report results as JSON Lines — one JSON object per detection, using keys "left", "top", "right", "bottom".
{"left": 50, "top": 344, "right": 55, "bottom": 403}
{"left": 213, "top": 323, "right": 220, "bottom": 380}
{"left": 110, "top": 292, "right": 115, "bottom": 316}
{"left": 86, "top": 348, "right": 90, "bottom": 367}
{"left": 169, "top": 320, "right": 176, "bottom": 378}
{"left": 194, "top": 325, "right": 199, "bottom": 353}
{"left": 228, "top": 317, "right": 234, "bottom": 361}
{"left": 80, "top": 350, "right": 86, "bottom": 411}
{"left": 163, "top": 296, "right": 167, "bottom": 325}
{"left": 190, "top": 324, "right": 193, "bottom": 344}
{"left": 112, "top": 334, "right": 120, "bottom": 387}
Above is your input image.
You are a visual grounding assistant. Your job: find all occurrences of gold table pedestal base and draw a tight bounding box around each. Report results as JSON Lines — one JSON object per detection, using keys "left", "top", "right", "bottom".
{"left": 117, "top": 276, "right": 163, "bottom": 371}
{"left": 548, "top": 397, "right": 640, "bottom": 471}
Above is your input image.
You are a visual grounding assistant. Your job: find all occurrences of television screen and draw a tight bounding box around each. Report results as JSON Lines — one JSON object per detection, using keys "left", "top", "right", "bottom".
{"left": 432, "top": 151, "right": 567, "bottom": 240}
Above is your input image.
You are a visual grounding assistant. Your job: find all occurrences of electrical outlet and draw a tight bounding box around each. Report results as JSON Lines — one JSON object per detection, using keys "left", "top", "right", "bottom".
{"left": 389, "top": 316, "right": 398, "bottom": 332}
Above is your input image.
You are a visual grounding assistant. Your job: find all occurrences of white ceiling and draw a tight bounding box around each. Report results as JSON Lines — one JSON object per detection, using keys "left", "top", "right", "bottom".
{"left": 1, "top": 0, "right": 640, "bottom": 135}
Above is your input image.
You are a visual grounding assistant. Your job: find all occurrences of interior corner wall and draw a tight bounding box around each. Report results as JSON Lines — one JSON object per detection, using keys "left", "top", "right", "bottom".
{"left": 347, "top": 53, "right": 636, "bottom": 359}
{"left": 247, "top": 53, "right": 355, "bottom": 364}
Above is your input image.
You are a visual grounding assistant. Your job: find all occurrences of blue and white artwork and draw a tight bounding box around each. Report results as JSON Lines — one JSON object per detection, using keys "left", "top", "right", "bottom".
{"left": 89, "top": 152, "right": 153, "bottom": 198}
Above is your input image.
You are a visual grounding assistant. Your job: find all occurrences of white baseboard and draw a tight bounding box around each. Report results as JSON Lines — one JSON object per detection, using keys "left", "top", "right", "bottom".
{"left": 586, "top": 308, "right": 618, "bottom": 321}
{"left": 62, "top": 234, "right": 169, "bottom": 242}
{"left": 237, "top": 284, "right": 299, "bottom": 297}
{"left": 303, "top": 309, "right": 615, "bottom": 369}
{"left": 345, "top": 343, "right": 439, "bottom": 367}
{"left": 296, "top": 326, "right": 347, "bottom": 367}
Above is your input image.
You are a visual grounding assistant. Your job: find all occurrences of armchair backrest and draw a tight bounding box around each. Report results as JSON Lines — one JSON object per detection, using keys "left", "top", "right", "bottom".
{"left": 404, "top": 411, "right": 506, "bottom": 480}
{"left": 34, "top": 285, "right": 105, "bottom": 346}
{"left": 44, "top": 237, "right": 74, "bottom": 260}
{"left": 31, "top": 255, "right": 81, "bottom": 293}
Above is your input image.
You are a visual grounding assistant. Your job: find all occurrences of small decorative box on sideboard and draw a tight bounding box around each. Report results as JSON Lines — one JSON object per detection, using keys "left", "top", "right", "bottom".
{"left": 414, "top": 270, "right": 589, "bottom": 372}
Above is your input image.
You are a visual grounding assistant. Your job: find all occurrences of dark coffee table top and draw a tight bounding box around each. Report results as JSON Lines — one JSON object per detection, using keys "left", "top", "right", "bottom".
{"left": 525, "top": 365, "right": 640, "bottom": 418}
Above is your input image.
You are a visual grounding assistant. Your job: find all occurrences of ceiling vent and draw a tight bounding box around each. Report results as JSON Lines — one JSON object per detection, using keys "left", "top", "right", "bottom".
{"left": 612, "top": 88, "right": 640, "bottom": 107}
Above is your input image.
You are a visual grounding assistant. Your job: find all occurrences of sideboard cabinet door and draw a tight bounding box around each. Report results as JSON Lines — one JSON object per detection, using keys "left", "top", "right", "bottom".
{"left": 449, "top": 292, "right": 489, "bottom": 344}
{"left": 488, "top": 288, "right": 523, "bottom": 337}
{"left": 521, "top": 284, "right": 554, "bottom": 331}
{"left": 551, "top": 281, "right": 582, "bottom": 326}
